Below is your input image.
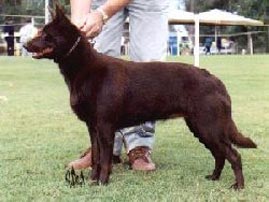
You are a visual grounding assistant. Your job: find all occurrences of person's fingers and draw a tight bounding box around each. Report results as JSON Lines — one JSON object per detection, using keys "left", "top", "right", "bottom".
{"left": 71, "top": 17, "right": 87, "bottom": 29}
{"left": 80, "top": 11, "right": 104, "bottom": 38}
{"left": 80, "top": 23, "right": 96, "bottom": 38}
{"left": 84, "top": 25, "right": 102, "bottom": 38}
{"left": 81, "top": 25, "right": 100, "bottom": 38}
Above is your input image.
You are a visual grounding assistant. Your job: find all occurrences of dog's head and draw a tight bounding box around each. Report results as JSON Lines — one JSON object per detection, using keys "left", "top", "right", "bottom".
{"left": 24, "top": 5, "right": 81, "bottom": 60}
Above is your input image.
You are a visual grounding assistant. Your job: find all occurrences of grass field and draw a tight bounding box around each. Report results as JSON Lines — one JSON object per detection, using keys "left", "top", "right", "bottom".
{"left": 0, "top": 55, "right": 269, "bottom": 201}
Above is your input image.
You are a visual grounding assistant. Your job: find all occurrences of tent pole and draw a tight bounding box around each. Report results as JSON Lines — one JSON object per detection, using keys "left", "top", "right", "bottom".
{"left": 194, "top": 14, "right": 200, "bottom": 66}
{"left": 248, "top": 32, "right": 253, "bottom": 55}
{"left": 45, "top": 0, "right": 49, "bottom": 24}
{"left": 177, "top": 30, "right": 180, "bottom": 56}
{"left": 215, "top": 26, "right": 217, "bottom": 50}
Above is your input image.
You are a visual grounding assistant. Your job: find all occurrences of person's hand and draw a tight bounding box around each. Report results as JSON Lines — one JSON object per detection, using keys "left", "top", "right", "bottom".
{"left": 80, "top": 10, "right": 104, "bottom": 38}
{"left": 71, "top": 16, "right": 88, "bottom": 30}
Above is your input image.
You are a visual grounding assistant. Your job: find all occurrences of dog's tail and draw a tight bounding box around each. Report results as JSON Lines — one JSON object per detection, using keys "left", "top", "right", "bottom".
{"left": 229, "top": 120, "right": 257, "bottom": 148}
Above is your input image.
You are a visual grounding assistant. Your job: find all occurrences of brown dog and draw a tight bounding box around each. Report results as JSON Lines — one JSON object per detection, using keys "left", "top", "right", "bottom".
{"left": 25, "top": 5, "right": 256, "bottom": 189}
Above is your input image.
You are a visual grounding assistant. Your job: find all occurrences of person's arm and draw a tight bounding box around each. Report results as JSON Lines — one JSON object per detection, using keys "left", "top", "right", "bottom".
{"left": 70, "top": 0, "right": 92, "bottom": 28}
{"left": 70, "top": 0, "right": 131, "bottom": 38}
{"left": 98, "top": 0, "right": 130, "bottom": 20}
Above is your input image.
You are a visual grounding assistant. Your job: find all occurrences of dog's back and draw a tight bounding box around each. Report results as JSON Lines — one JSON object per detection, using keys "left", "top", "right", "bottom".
{"left": 90, "top": 57, "right": 230, "bottom": 129}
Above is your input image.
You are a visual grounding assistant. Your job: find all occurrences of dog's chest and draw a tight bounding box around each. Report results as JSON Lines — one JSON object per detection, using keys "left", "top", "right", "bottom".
{"left": 70, "top": 92, "right": 92, "bottom": 122}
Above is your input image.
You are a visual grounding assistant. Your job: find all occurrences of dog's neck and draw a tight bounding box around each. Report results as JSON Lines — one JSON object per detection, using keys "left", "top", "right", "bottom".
{"left": 54, "top": 35, "right": 82, "bottom": 63}
{"left": 57, "top": 35, "right": 99, "bottom": 87}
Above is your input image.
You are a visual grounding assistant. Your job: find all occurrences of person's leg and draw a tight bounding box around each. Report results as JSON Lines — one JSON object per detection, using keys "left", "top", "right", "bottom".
{"left": 128, "top": 0, "right": 169, "bottom": 62}
{"left": 123, "top": 0, "right": 169, "bottom": 170}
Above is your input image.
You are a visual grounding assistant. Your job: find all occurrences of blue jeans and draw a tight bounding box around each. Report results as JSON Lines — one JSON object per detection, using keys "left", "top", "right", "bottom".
{"left": 92, "top": 0, "right": 169, "bottom": 154}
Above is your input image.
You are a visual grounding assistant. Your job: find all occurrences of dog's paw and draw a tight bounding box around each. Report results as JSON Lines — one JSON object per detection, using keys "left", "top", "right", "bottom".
{"left": 88, "top": 179, "right": 108, "bottom": 186}
{"left": 229, "top": 182, "right": 244, "bottom": 190}
{"left": 99, "top": 180, "right": 109, "bottom": 186}
{"left": 89, "top": 179, "right": 99, "bottom": 186}
{"left": 205, "top": 174, "right": 220, "bottom": 181}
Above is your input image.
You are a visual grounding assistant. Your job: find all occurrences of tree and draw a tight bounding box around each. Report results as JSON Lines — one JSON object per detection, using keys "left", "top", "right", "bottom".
{"left": 185, "top": 0, "right": 235, "bottom": 13}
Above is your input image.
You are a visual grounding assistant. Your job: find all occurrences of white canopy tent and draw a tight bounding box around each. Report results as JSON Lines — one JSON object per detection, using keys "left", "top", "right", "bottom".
{"left": 168, "top": 9, "right": 195, "bottom": 24}
{"left": 198, "top": 9, "right": 264, "bottom": 26}
{"left": 168, "top": 9, "right": 264, "bottom": 66}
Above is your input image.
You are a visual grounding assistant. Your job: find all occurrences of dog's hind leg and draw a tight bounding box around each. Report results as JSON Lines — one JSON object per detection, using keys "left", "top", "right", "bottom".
{"left": 185, "top": 118, "right": 226, "bottom": 181}
{"left": 208, "top": 120, "right": 245, "bottom": 189}
{"left": 205, "top": 150, "right": 225, "bottom": 181}
{"left": 202, "top": 134, "right": 244, "bottom": 189}
{"left": 189, "top": 118, "right": 244, "bottom": 189}
{"left": 222, "top": 143, "right": 244, "bottom": 190}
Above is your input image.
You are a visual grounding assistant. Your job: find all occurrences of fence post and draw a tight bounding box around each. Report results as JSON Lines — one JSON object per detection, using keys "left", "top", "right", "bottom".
{"left": 45, "top": 0, "right": 49, "bottom": 24}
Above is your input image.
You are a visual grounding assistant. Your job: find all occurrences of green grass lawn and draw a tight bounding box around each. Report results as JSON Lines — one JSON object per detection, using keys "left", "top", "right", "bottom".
{"left": 0, "top": 55, "right": 269, "bottom": 201}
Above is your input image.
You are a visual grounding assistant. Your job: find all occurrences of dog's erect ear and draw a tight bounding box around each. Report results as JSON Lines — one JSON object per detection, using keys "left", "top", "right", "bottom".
{"left": 52, "top": 3, "right": 70, "bottom": 25}
{"left": 49, "top": 0, "right": 60, "bottom": 20}
{"left": 56, "top": 4, "right": 68, "bottom": 21}
{"left": 48, "top": 6, "right": 55, "bottom": 20}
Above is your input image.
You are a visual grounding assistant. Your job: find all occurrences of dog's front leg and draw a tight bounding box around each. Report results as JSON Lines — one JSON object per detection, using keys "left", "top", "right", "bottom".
{"left": 97, "top": 122, "right": 115, "bottom": 185}
{"left": 87, "top": 123, "right": 101, "bottom": 183}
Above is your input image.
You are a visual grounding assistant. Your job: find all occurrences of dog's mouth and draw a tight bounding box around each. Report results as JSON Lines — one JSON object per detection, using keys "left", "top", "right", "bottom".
{"left": 24, "top": 43, "right": 54, "bottom": 59}
{"left": 31, "top": 47, "right": 54, "bottom": 59}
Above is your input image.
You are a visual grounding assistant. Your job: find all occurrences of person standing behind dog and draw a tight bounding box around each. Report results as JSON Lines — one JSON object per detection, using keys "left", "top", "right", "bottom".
{"left": 68, "top": 0, "right": 169, "bottom": 171}
{"left": 3, "top": 20, "right": 15, "bottom": 56}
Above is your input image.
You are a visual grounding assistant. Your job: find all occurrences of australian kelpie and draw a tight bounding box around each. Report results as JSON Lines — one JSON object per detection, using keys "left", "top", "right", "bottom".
{"left": 24, "top": 5, "right": 256, "bottom": 189}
